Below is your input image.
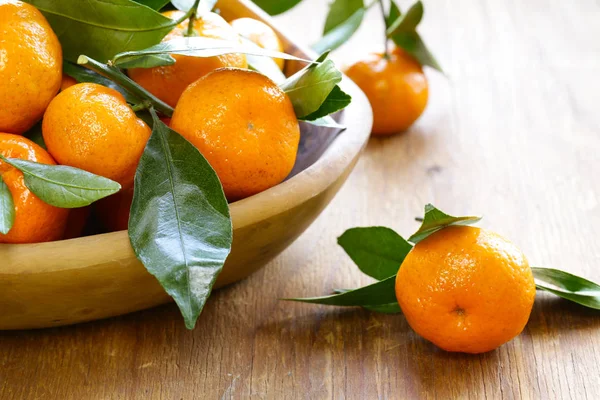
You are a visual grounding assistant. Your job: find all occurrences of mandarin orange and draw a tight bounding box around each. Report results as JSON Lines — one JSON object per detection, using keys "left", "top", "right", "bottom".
{"left": 395, "top": 226, "right": 536, "bottom": 354}
{"left": 128, "top": 11, "right": 247, "bottom": 107}
{"left": 0, "top": 133, "right": 69, "bottom": 243}
{"left": 0, "top": 0, "right": 62, "bottom": 134}
{"left": 170, "top": 68, "right": 300, "bottom": 201}
{"left": 230, "top": 17, "right": 285, "bottom": 70}
{"left": 42, "top": 83, "right": 151, "bottom": 188}
{"left": 345, "top": 48, "right": 428, "bottom": 135}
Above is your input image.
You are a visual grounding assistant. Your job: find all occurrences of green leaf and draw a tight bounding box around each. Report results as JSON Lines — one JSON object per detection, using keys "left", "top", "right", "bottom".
{"left": 323, "top": 0, "right": 364, "bottom": 34}
{"left": 333, "top": 289, "right": 402, "bottom": 314}
{"left": 533, "top": 268, "right": 600, "bottom": 310}
{"left": 386, "top": 0, "right": 423, "bottom": 35}
{"left": 408, "top": 204, "right": 481, "bottom": 244}
{"left": 285, "top": 275, "right": 397, "bottom": 306}
{"left": 251, "top": 0, "right": 303, "bottom": 15}
{"left": 312, "top": 7, "right": 365, "bottom": 53}
{"left": 23, "top": 0, "right": 176, "bottom": 62}
{"left": 133, "top": 0, "right": 171, "bottom": 10}
{"left": 129, "top": 111, "right": 233, "bottom": 330}
{"left": 337, "top": 227, "right": 412, "bottom": 280}
{"left": 386, "top": 1, "right": 443, "bottom": 72}
{"left": 390, "top": 31, "right": 443, "bottom": 72}
{"left": 386, "top": 0, "right": 402, "bottom": 28}
{"left": 0, "top": 156, "right": 121, "bottom": 208}
{"left": 23, "top": 122, "right": 46, "bottom": 150}
{"left": 300, "top": 85, "right": 352, "bottom": 121}
{"left": 365, "top": 302, "right": 402, "bottom": 314}
{"left": 280, "top": 54, "right": 345, "bottom": 119}
{"left": 0, "top": 178, "right": 15, "bottom": 235}
{"left": 63, "top": 61, "right": 141, "bottom": 104}
{"left": 112, "top": 37, "right": 312, "bottom": 69}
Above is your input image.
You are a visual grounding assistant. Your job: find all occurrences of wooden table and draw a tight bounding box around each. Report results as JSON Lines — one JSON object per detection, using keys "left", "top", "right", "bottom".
{"left": 2, "top": 0, "right": 600, "bottom": 398}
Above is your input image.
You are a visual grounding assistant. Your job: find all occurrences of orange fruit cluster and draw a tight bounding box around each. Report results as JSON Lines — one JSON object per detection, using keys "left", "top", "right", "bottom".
{"left": 0, "top": 0, "right": 297, "bottom": 243}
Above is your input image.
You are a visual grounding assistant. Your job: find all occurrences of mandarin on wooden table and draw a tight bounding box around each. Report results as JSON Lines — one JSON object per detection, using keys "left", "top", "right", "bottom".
{"left": 0, "top": 0, "right": 62, "bottom": 134}
{"left": 345, "top": 47, "right": 428, "bottom": 135}
{"left": 129, "top": 10, "right": 247, "bottom": 107}
{"left": 395, "top": 226, "right": 536, "bottom": 354}
{"left": 0, "top": 133, "right": 69, "bottom": 243}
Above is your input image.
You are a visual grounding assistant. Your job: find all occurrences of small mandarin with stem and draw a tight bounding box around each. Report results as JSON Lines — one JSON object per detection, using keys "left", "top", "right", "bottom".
{"left": 345, "top": 47, "right": 428, "bottom": 135}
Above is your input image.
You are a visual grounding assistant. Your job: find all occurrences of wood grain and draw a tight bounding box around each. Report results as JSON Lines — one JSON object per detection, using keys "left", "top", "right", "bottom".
{"left": 2, "top": 0, "right": 600, "bottom": 398}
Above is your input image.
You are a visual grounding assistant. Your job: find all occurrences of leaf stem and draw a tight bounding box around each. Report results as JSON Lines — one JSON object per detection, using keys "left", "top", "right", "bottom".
{"left": 131, "top": 102, "right": 150, "bottom": 112}
{"left": 378, "top": 0, "right": 389, "bottom": 58}
{"left": 185, "top": 0, "right": 203, "bottom": 37}
{"left": 78, "top": 55, "right": 174, "bottom": 117}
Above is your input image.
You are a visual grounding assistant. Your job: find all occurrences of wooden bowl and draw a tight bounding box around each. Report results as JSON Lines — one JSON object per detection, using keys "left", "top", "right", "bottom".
{"left": 0, "top": 0, "right": 373, "bottom": 330}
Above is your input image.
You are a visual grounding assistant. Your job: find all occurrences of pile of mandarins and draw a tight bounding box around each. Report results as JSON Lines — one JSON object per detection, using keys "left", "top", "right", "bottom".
{"left": 0, "top": 0, "right": 297, "bottom": 243}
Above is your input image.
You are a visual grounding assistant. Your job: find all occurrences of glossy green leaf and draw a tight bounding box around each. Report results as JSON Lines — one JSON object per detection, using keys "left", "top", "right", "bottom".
{"left": 386, "top": 1, "right": 443, "bottom": 72}
{"left": 386, "top": 0, "right": 423, "bottom": 35}
{"left": 333, "top": 289, "right": 402, "bottom": 314}
{"left": 0, "top": 178, "right": 15, "bottom": 235}
{"left": 129, "top": 111, "right": 233, "bottom": 330}
{"left": 312, "top": 7, "right": 365, "bottom": 54}
{"left": 386, "top": 0, "right": 402, "bottom": 28}
{"left": 390, "top": 31, "right": 443, "bottom": 72}
{"left": 0, "top": 157, "right": 121, "bottom": 208}
{"left": 364, "top": 302, "right": 402, "bottom": 314}
{"left": 301, "top": 85, "right": 352, "bottom": 121}
{"left": 408, "top": 204, "right": 481, "bottom": 243}
{"left": 533, "top": 268, "right": 600, "bottom": 310}
{"left": 63, "top": 61, "right": 141, "bottom": 104}
{"left": 285, "top": 275, "right": 397, "bottom": 306}
{"left": 112, "top": 37, "right": 312, "bottom": 69}
{"left": 323, "top": 0, "right": 364, "bottom": 33}
{"left": 251, "top": 0, "right": 303, "bottom": 15}
{"left": 338, "top": 227, "right": 412, "bottom": 280}
{"left": 23, "top": 0, "right": 175, "bottom": 62}
{"left": 23, "top": 122, "right": 46, "bottom": 150}
{"left": 280, "top": 53, "right": 344, "bottom": 119}
{"left": 133, "top": 0, "right": 171, "bottom": 10}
